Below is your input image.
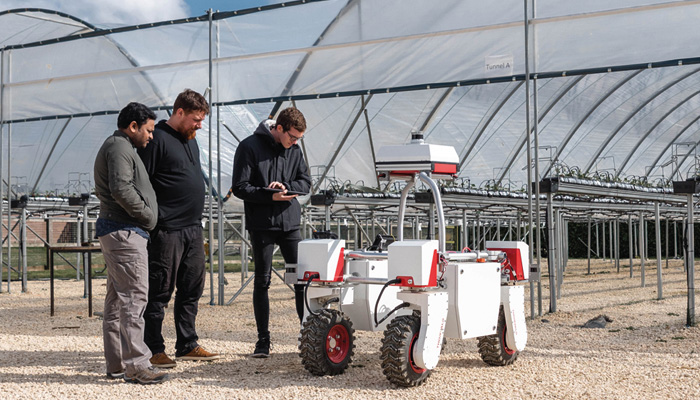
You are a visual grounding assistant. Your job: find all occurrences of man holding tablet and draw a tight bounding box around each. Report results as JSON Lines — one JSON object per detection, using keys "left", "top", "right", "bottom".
{"left": 231, "top": 107, "right": 312, "bottom": 358}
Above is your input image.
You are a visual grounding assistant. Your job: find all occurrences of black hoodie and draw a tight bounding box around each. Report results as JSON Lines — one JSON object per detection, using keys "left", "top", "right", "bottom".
{"left": 138, "top": 120, "right": 205, "bottom": 230}
{"left": 231, "top": 120, "right": 311, "bottom": 231}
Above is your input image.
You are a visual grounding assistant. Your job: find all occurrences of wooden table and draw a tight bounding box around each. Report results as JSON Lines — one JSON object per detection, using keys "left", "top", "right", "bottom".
{"left": 49, "top": 245, "right": 102, "bottom": 317}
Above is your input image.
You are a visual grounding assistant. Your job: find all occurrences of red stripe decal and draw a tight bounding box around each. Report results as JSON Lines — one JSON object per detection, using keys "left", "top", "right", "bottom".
{"left": 429, "top": 249, "right": 438, "bottom": 286}
{"left": 334, "top": 247, "right": 345, "bottom": 282}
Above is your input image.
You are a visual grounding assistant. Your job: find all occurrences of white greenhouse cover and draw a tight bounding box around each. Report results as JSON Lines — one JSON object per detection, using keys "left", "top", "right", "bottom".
{"left": 2, "top": 0, "right": 700, "bottom": 196}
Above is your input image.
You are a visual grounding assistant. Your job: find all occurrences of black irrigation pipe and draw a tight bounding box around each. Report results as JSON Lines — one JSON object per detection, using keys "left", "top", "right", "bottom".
{"left": 0, "top": 1, "right": 329, "bottom": 51}
{"left": 5, "top": 56, "right": 700, "bottom": 125}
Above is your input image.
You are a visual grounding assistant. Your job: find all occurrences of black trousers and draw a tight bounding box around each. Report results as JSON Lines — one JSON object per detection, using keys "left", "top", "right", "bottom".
{"left": 249, "top": 229, "right": 305, "bottom": 339}
{"left": 143, "top": 225, "right": 206, "bottom": 356}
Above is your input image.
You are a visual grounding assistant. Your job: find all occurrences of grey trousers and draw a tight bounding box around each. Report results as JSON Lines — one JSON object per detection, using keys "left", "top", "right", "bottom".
{"left": 100, "top": 230, "right": 152, "bottom": 375}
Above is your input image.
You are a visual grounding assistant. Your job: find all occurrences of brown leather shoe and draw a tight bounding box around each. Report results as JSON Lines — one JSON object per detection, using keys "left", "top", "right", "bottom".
{"left": 149, "top": 352, "right": 176, "bottom": 368}
{"left": 175, "top": 345, "right": 221, "bottom": 361}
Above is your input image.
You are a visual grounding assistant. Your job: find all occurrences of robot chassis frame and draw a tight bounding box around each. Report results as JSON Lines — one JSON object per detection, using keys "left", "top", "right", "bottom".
{"left": 289, "top": 141, "right": 529, "bottom": 387}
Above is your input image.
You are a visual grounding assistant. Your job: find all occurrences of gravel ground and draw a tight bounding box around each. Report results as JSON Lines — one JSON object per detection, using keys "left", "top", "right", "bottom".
{"left": 1, "top": 258, "right": 699, "bottom": 399}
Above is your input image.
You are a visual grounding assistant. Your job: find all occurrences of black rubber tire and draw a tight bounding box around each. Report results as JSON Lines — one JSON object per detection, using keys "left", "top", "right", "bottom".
{"left": 477, "top": 305, "right": 520, "bottom": 366}
{"left": 299, "top": 309, "right": 355, "bottom": 376}
{"left": 380, "top": 313, "right": 432, "bottom": 387}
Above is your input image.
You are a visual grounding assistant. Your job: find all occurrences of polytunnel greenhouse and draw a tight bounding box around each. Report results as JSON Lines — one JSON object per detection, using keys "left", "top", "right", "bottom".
{"left": 0, "top": 0, "right": 698, "bottom": 325}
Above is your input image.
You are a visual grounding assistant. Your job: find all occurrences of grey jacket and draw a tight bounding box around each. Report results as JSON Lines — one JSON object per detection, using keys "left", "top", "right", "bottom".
{"left": 94, "top": 130, "right": 158, "bottom": 230}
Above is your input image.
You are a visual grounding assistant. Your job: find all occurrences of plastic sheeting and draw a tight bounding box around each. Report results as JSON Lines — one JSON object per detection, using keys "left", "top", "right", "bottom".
{"left": 2, "top": 0, "right": 700, "bottom": 195}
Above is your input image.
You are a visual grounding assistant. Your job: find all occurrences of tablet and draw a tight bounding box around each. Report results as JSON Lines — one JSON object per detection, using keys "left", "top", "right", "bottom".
{"left": 263, "top": 187, "right": 308, "bottom": 196}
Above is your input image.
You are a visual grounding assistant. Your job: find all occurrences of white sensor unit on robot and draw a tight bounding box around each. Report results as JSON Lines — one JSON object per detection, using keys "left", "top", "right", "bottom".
{"left": 297, "top": 239, "right": 346, "bottom": 282}
{"left": 375, "top": 133, "right": 459, "bottom": 179}
{"left": 387, "top": 240, "right": 439, "bottom": 287}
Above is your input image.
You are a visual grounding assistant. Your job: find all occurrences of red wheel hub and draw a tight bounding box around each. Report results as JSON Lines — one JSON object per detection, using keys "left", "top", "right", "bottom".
{"left": 409, "top": 333, "right": 426, "bottom": 374}
{"left": 326, "top": 324, "right": 350, "bottom": 364}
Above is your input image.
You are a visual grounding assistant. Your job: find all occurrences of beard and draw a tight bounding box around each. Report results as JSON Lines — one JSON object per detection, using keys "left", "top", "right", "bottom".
{"left": 182, "top": 128, "right": 197, "bottom": 140}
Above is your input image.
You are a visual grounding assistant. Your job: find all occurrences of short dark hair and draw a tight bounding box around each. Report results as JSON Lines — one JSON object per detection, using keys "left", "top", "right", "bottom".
{"left": 117, "top": 102, "right": 156, "bottom": 129}
{"left": 173, "top": 89, "right": 210, "bottom": 115}
{"left": 276, "top": 107, "right": 306, "bottom": 132}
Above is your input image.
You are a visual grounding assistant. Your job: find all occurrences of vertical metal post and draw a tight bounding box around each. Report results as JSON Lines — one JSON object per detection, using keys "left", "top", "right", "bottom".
{"left": 206, "top": 9, "right": 216, "bottom": 305}
{"left": 241, "top": 217, "right": 248, "bottom": 281}
{"left": 21, "top": 207, "right": 26, "bottom": 292}
{"left": 556, "top": 209, "right": 563, "bottom": 298}
{"left": 629, "top": 214, "right": 634, "bottom": 277}
{"left": 496, "top": 218, "right": 501, "bottom": 241}
{"left": 462, "top": 209, "right": 467, "bottom": 250}
{"left": 82, "top": 205, "right": 88, "bottom": 296}
{"left": 682, "top": 219, "right": 686, "bottom": 272}
{"left": 665, "top": 216, "right": 669, "bottom": 269}
{"left": 547, "top": 193, "right": 556, "bottom": 312}
{"left": 640, "top": 211, "right": 645, "bottom": 287}
{"left": 595, "top": 222, "right": 599, "bottom": 259}
{"left": 215, "top": 18, "right": 226, "bottom": 306}
{"left": 601, "top": 220, "right": 606, "bottom": 261}
{"left": 674, "top": 220, "right": 678, "bottom": 258}
{"left": 615, "top": 217, "right": 620, "bottom": 273}
{"left": 686, "top": 194, "right": 695, "bottom": 326}
{"left": 476, "top": 213, "right": 481, "bottom": 249}
{"left": 217, "top": 105, "right": 226, "bottom": 305}
{"left": 587, "top": 217, "right": 591, "bottom": 274}
{"left": 564, "top": 219, "right": 569, "bottom": 269}
{"left": 655, "top": 202, "right": 663, "bottom": 299}
{"left": 6, "top": 121, "right": 11, "bottom": 292}
{"left": 507, "top": 219, "right": 512, "bottom": 241}
{"left": 76, "top": 213, "right": 82, "bottom": 281}
{"left": 0, "top": 49, "right": 4, "bottom": 294}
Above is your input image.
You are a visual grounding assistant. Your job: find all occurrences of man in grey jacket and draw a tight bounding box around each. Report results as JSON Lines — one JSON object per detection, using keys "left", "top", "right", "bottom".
{"left": 93, "top": 102, "right": 168, "bottom": 385}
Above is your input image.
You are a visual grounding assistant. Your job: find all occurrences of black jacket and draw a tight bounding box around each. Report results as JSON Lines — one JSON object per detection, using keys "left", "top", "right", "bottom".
{"left": 231, "top": 120, "right": 311, "bottom": 231}
{"left": 137, "top": 120, "right": 205, "bottom": 230}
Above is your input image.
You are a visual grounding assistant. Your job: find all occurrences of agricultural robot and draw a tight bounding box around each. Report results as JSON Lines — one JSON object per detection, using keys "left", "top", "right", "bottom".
{"left": 287, "top": 133, "right": 529, "bottom": 387}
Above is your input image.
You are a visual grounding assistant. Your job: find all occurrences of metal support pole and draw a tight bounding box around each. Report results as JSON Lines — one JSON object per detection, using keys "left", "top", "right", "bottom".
{"left": 655, "top": 202, "right": 663, "bottom": 300}
{"left": 0, "top": 49, "right": 4, "bottom": 294}
{"left": 595, "top": 222, "right": 599, "bottom": 259}
{"left": 665, "top": 216, "right": 669, "bottom": 269}
{"left": 602, "top": 220, "right": 606, "bottom": 261}
{"left": 629, "top": 215, "right": 634, "bottom": 277}
{"left": 20, "top": 207, "right": 26, "bottom": 292}
{"left": 587, "top": 217, "right": 591, "bottom": 274}
{"left": 241, "top": 217, "right": 248, "bottom": 281}
{"left": 615, "top": 217, "right": 620, "bottom": 273}
{"left": 564, "top": 219, "right": 569, "bottom": 270}
{"left": 640, "top": 211, "right": 645, "bottom": 287}
{"left": 215, "top": 18, "right": 226, "bottom": 306}
{"left": 674, "top": 220, "right": 678, "bottom": 258}
{"left": 206, "top": 9, "right": 215, "bottom": 305}
{"left": 556, "top": 209, "right": 563, "bottom": 298}
{"left": 76, "top": 213, "right": 81, "bottom": 282}
{"left": 547, "top": 193, "right": 557, "bottom": 312}
{"left": 476, "top": 213, "right": 481, "bottom": 249}
{"left": 6, "top": 122, "right": 11, "bottom": 293}
{"left": 686, "top": 194, "right": 696, "bottom": 326}
{"left": 462, "top": 209, "right": 467, "bottom": 250}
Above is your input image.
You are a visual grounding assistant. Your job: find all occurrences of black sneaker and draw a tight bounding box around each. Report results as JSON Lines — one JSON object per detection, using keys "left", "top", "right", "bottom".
{"left": 251, "top": 337, "right": 271, "bottom": 358}
{"left": 106, "top": 369, "right": 125, "bottom": 379}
